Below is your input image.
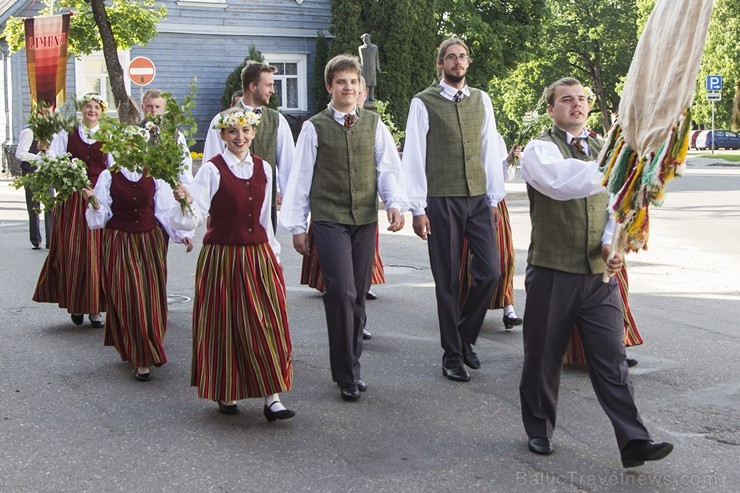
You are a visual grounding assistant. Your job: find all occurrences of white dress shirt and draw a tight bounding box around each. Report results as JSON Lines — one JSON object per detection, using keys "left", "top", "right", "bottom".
{"left": 169, "top": 149, "right": 281, "bottom": 261}
{"left": 202, "top": 100, "right": 295, "bottom": 197}
{"left": 520, "top": 126, "right": 615, "bottom": 244}
{"left": 496, "top": 133, "right": 516, "bottom": 183}
{"left": 175, "top": 130, "right": 194, "bottom": 186}
{"left": 278, "top": 106, "right": 409, "bottom": 235}
{"left": 15, "top": 128, "right": 43, "bottom": 164}
{"left": 85, "top": 168, "right": 192, "bottom": 243}
{"left": 401, "top": 80, "right": 506, "bottom": 216}
{"left": 47, "top": 124, "right": 114, "bottom": 168}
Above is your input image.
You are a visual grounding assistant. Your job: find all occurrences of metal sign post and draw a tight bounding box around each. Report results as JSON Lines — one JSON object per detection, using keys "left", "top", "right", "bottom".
{"left": 711, "top": 100, "right": 715, "bottom": 155}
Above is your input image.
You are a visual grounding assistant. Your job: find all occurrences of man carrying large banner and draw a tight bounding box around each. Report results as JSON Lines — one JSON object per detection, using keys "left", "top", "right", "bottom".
{"left": 24, "top": 13, "right": 70, "bottom": 108}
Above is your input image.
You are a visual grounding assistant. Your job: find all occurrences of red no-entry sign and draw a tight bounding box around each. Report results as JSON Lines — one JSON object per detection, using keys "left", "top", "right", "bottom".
{"left": 128, "top": 56, "right": 156, "bottom": 86}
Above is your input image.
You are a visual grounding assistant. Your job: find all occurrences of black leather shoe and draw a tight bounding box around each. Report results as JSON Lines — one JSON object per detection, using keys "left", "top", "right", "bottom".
{"left": 442, "top": 366, "right": 470, "bottom": 382}
{"left": 627, "top": 358, "right": 638, "bottom": 368}
{"left": 263, "top": 402, "right": 295, "bottom": 422}
{"left": 356, "top": 380, "right": 367, "bottom": 392}
{"left": 217, "top": 401, "right": 239, "bottom": 414}
{"left": 503, "top": 314, "right": 523, "bottom": 329}
{"left": 90, "top": 319, "right": 104, "bottom": 329}
{"left": 32, "top": 244, "right": 41, "bottom": 250}
{"left": 365, "top": 290, "right": 378, "bottom": 300}
{"left": 621, "top": 440, "right": 673, "bottom": 468}
{"left": 362, "top": 329, "right": 372, "bottom": 340}
{"left": 462, "top": 342, "right": 481, "bottom": 369}
{"left": 528, "top": 437, "right": 554, "bottom": 455}
{"left": 71, "top": 314, "right": 84, "bottom": 326}
{"left": 134, "top": 368, "right": 151, "bottom": 382}
{"left": 339, "top": 383, "right": 360, "bottom": 401}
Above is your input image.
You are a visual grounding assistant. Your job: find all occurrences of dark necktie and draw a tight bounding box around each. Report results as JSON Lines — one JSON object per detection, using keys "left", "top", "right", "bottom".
{"left": 344, "top": 113, "right": 357, "bottom": 129}
{"left": 570, "top": 137, "right": 587, "bottom": 156}
{"left": 453, "top": 90, "right": 463, "bottom": 103}
{"left": 254, "top": 108, "right": 263, "bottom": 116}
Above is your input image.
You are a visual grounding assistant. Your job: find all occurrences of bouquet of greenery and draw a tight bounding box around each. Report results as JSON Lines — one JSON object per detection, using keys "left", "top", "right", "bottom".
{"left": 94, "top": 81, "right": 198, "bottom": 213}
{"left": 27, "top": 100, "right": 78, "bottom": 147}
{"left": 12, "top": 153, "right": 97, "bottom": 213}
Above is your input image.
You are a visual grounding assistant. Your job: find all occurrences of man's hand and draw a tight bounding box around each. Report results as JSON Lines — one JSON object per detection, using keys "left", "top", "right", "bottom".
{"left": 412, "top": 214, "right": 431, "bottom": 240}
{"left": 490, "top": 206, "right": 500, "bottom": 228}
{"left": 182, "top": 237, "right": 194, "bottom": 253}
{"left": 507, "top": 144, "right": 522, "bottom": 162}
{"left": 386, "top": 208, "right": 404, "bottom": 232}
{"left": 601, "top": 244, "right": 623, "bottom": 276}
{"left": 293, "top": 233, "right": 310, "bottom": 256}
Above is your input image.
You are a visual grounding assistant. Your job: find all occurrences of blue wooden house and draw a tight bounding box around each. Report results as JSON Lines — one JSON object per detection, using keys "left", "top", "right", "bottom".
{"left": 1, "top": 0, "right": 333, "bottom": 172}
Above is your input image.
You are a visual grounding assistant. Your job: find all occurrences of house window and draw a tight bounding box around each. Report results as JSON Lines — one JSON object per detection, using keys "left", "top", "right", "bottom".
{"left": 74, "top": 51, "right": 130, "bottom": 112}
{"left": 264, "top": 54, "right": 307, "bottom": 112}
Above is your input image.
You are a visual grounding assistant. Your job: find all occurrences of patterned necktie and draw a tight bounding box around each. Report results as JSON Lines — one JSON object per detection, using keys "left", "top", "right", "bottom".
{"left": 570, "top": 137, "right": 587, "bottom": 156}
{"left": 453, "top": 90, "right": 463, "bottom": 103}
{"left": 344, "top": 113, "right": 357, "bottom": 129}
{"left": 254, "top": 108, "right": 263, "bottom": 116}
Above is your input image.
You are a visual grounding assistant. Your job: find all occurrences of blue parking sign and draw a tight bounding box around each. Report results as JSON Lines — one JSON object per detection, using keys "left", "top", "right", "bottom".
{"left": 706, "top": 75, "right": 722, "bottom": 91}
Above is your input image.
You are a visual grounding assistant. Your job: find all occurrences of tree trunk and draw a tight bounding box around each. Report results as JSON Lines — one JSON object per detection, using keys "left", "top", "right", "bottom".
{"left": 587, "top": 40, "right": 611, "bottom": 134}
{"left": 88, "top": 0, "right": 139, "bottom": 124}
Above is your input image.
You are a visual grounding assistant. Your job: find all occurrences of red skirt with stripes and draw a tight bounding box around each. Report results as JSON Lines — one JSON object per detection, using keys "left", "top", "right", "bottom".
{"left": 102, "top": 227, "right": 168, "bottom": 367}
{"left": 300, "top": 222, "right": 385, "bottom": 292}
{"left": 564, "top": 265, "right": 644, "bottom": 365}
{"left": 191, "top": 243, "right": 292, "bottom": 400}
{"left": 33, "top": 191, "right": 106, "bottom": 314}
{"left": 459, "top": 200, "right": 514, "bottom": 310}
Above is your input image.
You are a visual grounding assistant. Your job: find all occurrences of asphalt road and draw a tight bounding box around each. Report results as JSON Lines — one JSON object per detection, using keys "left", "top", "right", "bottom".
{"left": 0, "top": 158, "right": 738, "bottom": 492}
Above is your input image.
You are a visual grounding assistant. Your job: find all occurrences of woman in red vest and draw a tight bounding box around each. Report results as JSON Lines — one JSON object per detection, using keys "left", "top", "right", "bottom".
{"left": 82, "top": 165, "right": 194, "bottom": 381}
{"left": 172, "top": 108, "right": 294, "bottom": 421}
{"left": 34, "top": 94, "right": 109, "bottom": 329}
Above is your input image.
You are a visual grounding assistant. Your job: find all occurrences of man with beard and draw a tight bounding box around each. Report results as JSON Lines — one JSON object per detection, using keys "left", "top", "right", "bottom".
{"left": 402, "top": 38, "right": 504, "bottom": 383}
{"left": 203, "top": 61, "right": 295, "bottom": 231}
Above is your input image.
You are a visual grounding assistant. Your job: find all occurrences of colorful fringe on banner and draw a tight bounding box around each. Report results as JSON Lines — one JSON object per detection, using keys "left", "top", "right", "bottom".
{"left": 24, "top": 13, "right": 70, "bottom": 108}
{"left": 598, "top": 109, "right": 691, "bottom": 253}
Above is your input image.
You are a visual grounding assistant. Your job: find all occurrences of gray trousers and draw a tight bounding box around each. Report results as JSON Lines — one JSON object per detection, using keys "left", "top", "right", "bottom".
{"left": 21, "top": 166, "right": 52, "bottom": 248}
{"left": 519, "top": 265, "right": 651, "bottom": 451}
{"left": 426, "top": 196, "right": 501, "bottom": 368}
{"left": 311, "top": 221, "right": 376, "bottom": 385}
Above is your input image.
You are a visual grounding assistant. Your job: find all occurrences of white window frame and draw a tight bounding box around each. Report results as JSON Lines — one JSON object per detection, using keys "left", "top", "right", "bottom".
{"left": 176, "top": 0, "right": 227, "bottom": 7}
{"left": 263, "top": 53, "right": 307, "bottom": 113}
{"left": 74, "top": 51, "right": 131, "bottom": 114}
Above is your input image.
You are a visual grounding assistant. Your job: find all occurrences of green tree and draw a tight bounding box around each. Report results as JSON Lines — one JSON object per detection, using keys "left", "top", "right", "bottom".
{"left": 312, "top": 32, "right": 331, "bottom": 112}
{"left": 328, "top": 0, "right": 363, "bottom": 58}
{"left": 220, "top": 46, "right": 280, "bottom": 111}
{"left": 3, "top": 0, "right": 166, "bottom": 124}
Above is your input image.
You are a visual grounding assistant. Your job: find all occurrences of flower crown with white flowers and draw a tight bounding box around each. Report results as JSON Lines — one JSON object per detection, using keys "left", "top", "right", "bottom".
{"left": 583, "top": 86, "right": 596, "bottom": 110}
{"left": 212, "top": 109, "right": 261, "bottom": 129}
{"left": 80, "top": 93, "right": 108, "bottom": 112}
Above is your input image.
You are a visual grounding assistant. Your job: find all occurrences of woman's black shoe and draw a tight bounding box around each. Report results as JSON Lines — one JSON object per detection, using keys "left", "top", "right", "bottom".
{"left": 217, "top": 401, "right": 239, "bottom": 415}
{"left": 263, "top": 402, "right": 295, "bottom": 422}
{"left": 71, "top": 314, "right": 84, "bottom": 326}
{"left": 134, "top": 368, "right": 151, "bottom": 382}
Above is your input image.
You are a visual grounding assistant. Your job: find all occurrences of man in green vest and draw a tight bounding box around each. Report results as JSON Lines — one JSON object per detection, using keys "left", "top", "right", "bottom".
{"left": 402, "top": 38, "right": 504, "bottom": 383}
{"left": 203, "top": 61, "right": 295, "bottom": 231}
{"left": 519, "top": 77, "right": 673, "bottom": 467}
{"left": 280, "top": 55, "right": 407, "bottom": 402}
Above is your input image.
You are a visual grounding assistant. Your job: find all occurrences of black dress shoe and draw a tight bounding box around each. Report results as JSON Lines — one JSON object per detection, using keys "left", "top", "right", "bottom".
{"left": 362, "top": 329, "right": 372, "bottom": 340}
{"left": 626, "top": 358, "right": 638, "bottom": 368}
{"left": 32, "top": 244, "right": 41, "bottom": 250}
{"left": 621, "top": 440, "right": 673, "bottom": 468}
{"left": 263, "top": 402, "right": 295, "bottom": 422}
{"left": 217, "top": 401, "right": 239, "bottom": 414}
{"left": 71, "top": 314, "right": 84, "bottom": 326}
{"left": 134, "top": 368, "right": 151, "bottom": 382}
{"left": 462, "top": 342, "right": 481, "bottom": 369}
{"left": 442, "top": 366, "right": 470, "bottom": 382}
{"left": 90, "top": 319, "right": 104, "bottom": 329}
{"left": 503, "top": 314, "right": 523, "bottom": 329}
{"left": 339, "top": 383, "right": 360, "bottom": 401}
{"left": 365, "top": 290, "right": 378, "bottom": 300}
{"left": 528, "top": 437, "right": 554, "bottom": 455}
{"left": 356, "top": 380, "right": 367, "bottom": 392}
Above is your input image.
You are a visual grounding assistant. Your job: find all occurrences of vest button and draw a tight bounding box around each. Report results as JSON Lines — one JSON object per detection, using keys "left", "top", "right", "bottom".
{"left": 135, "top": 220, "right": 140, "bottom": 224}
{"left": 248, "top": 228, "right": 253, "bottom": 232}
{"left": 246, "top": 181, "right": 251, "bottom": 186}
{"left": 248, "top": 213, "right": 252, "bottom": 217}
{"left": 248, "top": 197, "right": 253, "bottom": 201}
{"left": 133, "top": 197, "right": 137, "bottom": 201}
{"left": 588, "top": 206, "right": 594, "bottom": 212}
{"left": 133, "top": 208, "right": 138, "bottom": 212}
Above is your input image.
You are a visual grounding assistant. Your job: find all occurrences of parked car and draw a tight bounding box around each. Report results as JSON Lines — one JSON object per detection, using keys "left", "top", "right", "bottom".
{"left": 689, "top": 129, "right": 702, "bottom": 149}
{"left": 695, "top": 130, "right": 740, "bottom": 150}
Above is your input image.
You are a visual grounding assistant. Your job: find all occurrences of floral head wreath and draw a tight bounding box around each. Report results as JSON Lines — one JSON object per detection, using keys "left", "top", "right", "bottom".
{"left": 213, "top": 109, "right": 261, "bottom": 129}
{"left": 80, "top": 93, "right": 108, "bottom": 112}
{"left": 583, "top": 86, "right": 596, "bottom": 110}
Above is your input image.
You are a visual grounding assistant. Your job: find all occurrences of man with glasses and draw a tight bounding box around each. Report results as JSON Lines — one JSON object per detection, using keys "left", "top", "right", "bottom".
{"left": 402, "top": 38, "right": 504, "bottom": 383}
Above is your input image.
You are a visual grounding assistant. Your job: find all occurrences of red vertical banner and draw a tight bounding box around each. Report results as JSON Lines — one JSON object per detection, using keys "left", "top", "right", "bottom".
{"left": 24, "top": 13, "right": 71, "bottom": 108}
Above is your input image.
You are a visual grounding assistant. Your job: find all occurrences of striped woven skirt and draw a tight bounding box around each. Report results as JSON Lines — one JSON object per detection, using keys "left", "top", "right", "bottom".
{"left": 459, "top": 200, "right": 515, "bottom": 310}
{"left": 102, "top": 227, "right": 168, "bottom": 367}
{"left": 300, "top": 222, "right": 385, "bottom": 292}
{"left": 564, "top": 265, "right": 644, "bottom": 365}
{"left": 33, "top": 191, "right": 106, "bottom": 314}
{"left": 191, "top": 243, "right": 292, "bottom": 401}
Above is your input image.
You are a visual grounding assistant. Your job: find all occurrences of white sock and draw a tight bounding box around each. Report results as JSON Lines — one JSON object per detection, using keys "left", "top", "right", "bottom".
{"left": 265, "top": 394, "right": 286, "bottom": 411}
{"left": 89, "top": 313, "right": 103, "bottom": 322}
{"left": 504, "top": 305, "right": 517, "bottom": 317}
{"left": 137, "top": 366, "right": 150, "bottom": 374}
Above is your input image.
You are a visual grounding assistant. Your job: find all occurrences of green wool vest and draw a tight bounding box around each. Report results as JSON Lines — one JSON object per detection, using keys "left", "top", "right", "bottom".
{"left": 416, "top": 83, "right": 486, "bottom": 197}
{"left": 527, "top": 126, "right": 609, "bottom": 274}
{"left": 251, "top": 107, "right": 279, "bottom": 205}
{"left": 309, "top": 106, "right": 379, "bottom": 225}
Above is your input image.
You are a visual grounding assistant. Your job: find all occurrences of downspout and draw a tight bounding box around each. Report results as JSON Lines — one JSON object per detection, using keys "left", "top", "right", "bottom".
{"left": 1, "top": 44, "right": 10, "bottom": 173}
